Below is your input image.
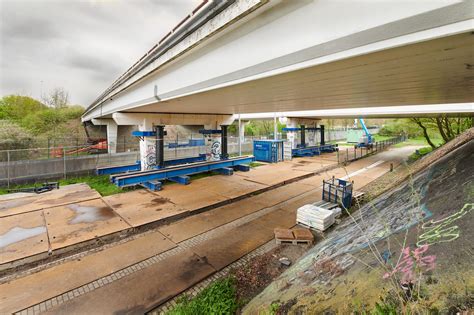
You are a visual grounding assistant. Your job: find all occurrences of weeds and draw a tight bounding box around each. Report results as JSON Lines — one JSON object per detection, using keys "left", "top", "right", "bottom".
{"left": 167, "top": 277, "right": 238, "bottom": 315}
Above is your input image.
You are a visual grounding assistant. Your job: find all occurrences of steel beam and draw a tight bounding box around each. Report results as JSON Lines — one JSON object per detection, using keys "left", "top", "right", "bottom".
{"left": 114, "top": 156, "right": 254, "bottom": 187}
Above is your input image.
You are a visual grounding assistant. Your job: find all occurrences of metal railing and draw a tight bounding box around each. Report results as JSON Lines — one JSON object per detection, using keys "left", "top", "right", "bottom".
{"left": 335, "top": 136, "right": 406, "bottom": 164}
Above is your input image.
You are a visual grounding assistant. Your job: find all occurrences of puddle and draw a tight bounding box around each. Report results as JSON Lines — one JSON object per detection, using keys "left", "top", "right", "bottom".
{"left": 0, "top": 226, "right": 46, "bottom": 248}
{"left": 68, "top": 204, "right": 115, "bottom": 224}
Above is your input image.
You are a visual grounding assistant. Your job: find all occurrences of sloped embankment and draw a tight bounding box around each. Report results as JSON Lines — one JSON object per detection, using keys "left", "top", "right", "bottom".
{"left": 244, "top": 133, "right": 474, "bottom": 314}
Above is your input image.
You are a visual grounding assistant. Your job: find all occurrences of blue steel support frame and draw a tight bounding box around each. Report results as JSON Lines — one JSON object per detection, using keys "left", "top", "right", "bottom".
{"left": 96, "top": 155, "right": 207, "bottom": 175}
{"left": 114, "top": 156, "right": 254, "bottom": 187}
{"left": 97, "top": 161, "right": 141, "bottom": 175}
{"left": 291, "top": 144, "right": 338, "bottom": 157}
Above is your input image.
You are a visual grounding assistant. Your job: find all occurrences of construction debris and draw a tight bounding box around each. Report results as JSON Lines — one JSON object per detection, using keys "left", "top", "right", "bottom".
{"left": 296, "top": 205, "right": 335, "bottom": 231}
{"left": 279, "top": 257, "right": 292, "bottom": 266}
{"left": 7, "top": 182, "right": 59, "bottom": 194}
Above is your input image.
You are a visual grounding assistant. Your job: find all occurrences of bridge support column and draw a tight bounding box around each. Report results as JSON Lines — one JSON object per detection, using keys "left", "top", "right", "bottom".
{"left": 136, "top": 122, "right": 158, "bottom": 171}
{"left": 320, "top": 124, "right": 325, "bottom": 145}
{"left": 155, "top": 125, "right": 165, "bottom": 169}
{"left": 200, "top": 129, "right": 222, "bottom": 161}
{"left": 307, "top": 121, "right": 318, "bottom": 146}
{"left": 92, "top": 118, "right": 118, "bottom": 154}
{"left": 221, "top": 125, "right": 229, "bottom": 160}
{"left": 285, "top": 119, "right": 298, "bottom": 149}
{"left": 300, "top": 125, "right": 306, "bottom": 148}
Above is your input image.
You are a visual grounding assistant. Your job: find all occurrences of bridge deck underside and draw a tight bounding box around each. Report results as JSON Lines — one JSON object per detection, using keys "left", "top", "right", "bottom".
{"left": 125, "top": 33, "right": 473, "bottom": 115}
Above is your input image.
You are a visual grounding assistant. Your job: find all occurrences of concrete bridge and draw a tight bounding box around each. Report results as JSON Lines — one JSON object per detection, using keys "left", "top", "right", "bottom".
{"left": 81, "top": 0, "right": 474, "bottom": 166}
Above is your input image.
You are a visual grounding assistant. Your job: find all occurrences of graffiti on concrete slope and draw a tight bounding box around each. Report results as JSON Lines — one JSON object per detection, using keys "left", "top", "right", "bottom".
{"left": 383, "top": 245, "right": 436, "bottom": 284}
{"left": 278, "top": 168, "right": 433, "bottom": 288}
{"left": 416, "top": 203, "right": 473, "bottom": 247}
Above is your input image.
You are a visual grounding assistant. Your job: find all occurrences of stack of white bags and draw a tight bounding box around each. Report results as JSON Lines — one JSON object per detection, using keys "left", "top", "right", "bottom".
{"left": 296, "top": 204, "right": 335, "bottom": 231}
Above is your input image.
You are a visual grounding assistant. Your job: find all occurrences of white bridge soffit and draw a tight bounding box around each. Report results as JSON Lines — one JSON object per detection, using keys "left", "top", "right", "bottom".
{"left": 82, "top": 0, "right": 474, "bottom": 121}
{"left": 237, "top": 104, "right": 474, "bottom": 120}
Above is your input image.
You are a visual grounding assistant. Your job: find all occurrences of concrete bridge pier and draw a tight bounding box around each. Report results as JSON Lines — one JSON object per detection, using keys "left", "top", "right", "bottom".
{"left": 112, "top": 113, "right": 234, "bottom": 170}
{"left": 283, "top": 118, "right": 321, "bottom": 149}
{"left": 91, "top": 118, "right": 118, "bottom": 153}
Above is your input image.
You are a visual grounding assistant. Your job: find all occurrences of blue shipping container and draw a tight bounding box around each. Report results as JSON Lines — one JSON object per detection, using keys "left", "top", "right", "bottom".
{"left": 253, "top": 140, "right": 284, "bottom": 163}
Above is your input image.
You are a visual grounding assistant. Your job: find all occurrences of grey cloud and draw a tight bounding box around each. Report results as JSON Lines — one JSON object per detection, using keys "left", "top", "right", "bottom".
{"left": 0, "top": 0, "right": 200, "bottom": 106}
{"left": 3, "top": 17, "right": 59, "bottom": 41}
{"left": 65, "top": 53, "right": 123, "bottom": 76}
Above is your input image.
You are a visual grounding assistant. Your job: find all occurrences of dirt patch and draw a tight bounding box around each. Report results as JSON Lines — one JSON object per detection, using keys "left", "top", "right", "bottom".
{"left": 231, "top": 244, "right": 311, "bottom": 307}
{"left": 151, "top": 197, "right": 174, "bottom": 206}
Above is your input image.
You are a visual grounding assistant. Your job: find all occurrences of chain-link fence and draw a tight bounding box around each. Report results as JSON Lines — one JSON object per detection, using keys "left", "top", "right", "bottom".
{"left": 0, "top": 134, "right": 267, "bottom": 186}
{"left": 0, "top": 129, "right": 385, "bottom": 187}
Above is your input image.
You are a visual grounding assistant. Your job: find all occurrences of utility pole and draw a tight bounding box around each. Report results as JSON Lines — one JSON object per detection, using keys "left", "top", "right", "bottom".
{"left": 238, "top": 114, "right": 242, "bottom": 156}
{"left": 273, "top": 112, "right": 277, "bottom": 140}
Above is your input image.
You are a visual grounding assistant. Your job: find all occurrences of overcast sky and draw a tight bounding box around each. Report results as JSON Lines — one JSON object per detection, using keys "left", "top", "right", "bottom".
{"left": 0, "top": 0, "right": 199, "bottom": 106}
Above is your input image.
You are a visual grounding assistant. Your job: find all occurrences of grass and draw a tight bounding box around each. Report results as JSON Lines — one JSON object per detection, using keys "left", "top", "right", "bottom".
{"left": 1, "top": 161, "right": 262, "bottom": 196}
{"left": 407, "top": 146, "right": 433, "bottom": 162}
{"left": 392, "top": 136, "right": 444, "bottom": 148}
{"left": 0, "top": 175, "right": 125, "bottom": 196}
{"left": 59, "top": 175, "right": 124, "bottom": 196}
{"left": 372, "top": 134, "right": 393, "bottom": 142}
{"left": 167, "top": 277, "right": 238, "bottom": 315}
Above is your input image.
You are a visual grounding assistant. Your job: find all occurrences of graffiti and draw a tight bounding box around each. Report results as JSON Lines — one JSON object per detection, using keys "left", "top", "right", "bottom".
{"left": 211, "top": 140, "right": 221, "bottom": 161}
{"left": 417, "top": 203, "right": 473, "bottom": 247}
{"left": 383, "top": 245, "right": 436, "bottom": 284}
{"left": 298, "top": 254, "right": 355, "bottom": 285}
{"left": 144, "top": 144, "right": 156, "bottom": 170}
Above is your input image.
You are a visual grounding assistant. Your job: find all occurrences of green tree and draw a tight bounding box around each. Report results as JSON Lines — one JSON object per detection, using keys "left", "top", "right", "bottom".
{"left": 0, "top": 95, "right": 46, "bottom": 122}
{"left": 0, "top": 120, "right": 36, "bottom": 159}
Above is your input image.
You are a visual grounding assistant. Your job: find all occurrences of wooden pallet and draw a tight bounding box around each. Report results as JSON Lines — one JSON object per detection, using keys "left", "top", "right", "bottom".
{"left": 352, "top": 191, "right": 366, "bottom": 205}
{"left": 274, "top": 228, "right": 314, "bottom": 245}
{"left": 276, "top": 238, "right": 312, "bottom": 245}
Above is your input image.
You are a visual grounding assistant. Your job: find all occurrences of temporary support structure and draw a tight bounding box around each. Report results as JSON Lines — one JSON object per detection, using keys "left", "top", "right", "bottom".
{"left": 109, "top": 155, "right": 254, "bottom": 189}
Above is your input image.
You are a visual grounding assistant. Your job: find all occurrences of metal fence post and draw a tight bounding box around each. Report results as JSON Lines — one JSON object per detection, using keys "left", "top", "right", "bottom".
{"left": 337, "top": 149, "right": 339, "bottom": 164}
{"left": 175, "top": 133, "right": 178, "bottom": 159}
{"left": 7, "top": 150, "right": 10, "bottom": 188}
{"left": 63, "top": 148, "right": 67, "bottom": 179}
